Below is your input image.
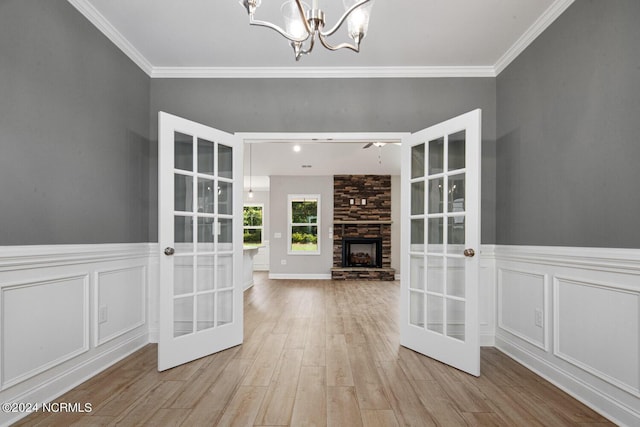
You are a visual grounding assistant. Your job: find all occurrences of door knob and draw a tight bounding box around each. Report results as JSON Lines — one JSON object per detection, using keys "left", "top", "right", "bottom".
{"left": 463, "top": 248, "right": 475, "bottom": 258}
{"left": 164, "top": 247, "right": 175, "bottom": 256}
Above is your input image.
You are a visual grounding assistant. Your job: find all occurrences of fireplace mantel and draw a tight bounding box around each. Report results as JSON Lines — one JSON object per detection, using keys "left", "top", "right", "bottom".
{"left": 333, "top": 220, "right": 393, "bottom": 236}
{"left": 333, "top": 220, "right": 393, "bottom": 225}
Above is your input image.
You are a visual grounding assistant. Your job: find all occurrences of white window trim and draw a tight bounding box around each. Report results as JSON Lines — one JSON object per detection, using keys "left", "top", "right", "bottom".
{"left": 243, "top": 203, "right": 264, "bottom": 246}
{"left": 287, "top": 194, "right": 321, "bottom": 256}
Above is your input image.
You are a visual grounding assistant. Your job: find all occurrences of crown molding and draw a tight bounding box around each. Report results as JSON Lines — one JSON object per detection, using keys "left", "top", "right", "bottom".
{"left": 69, "top": 0, "right": 574, "bottom": 80}
{"left": 494, "top": 0, "right": 575, "bottom": 75}
{"left": 150, "top": 66, "right": 496, "bottom": 79}
{"left": 67, "top": 0, "right": 153, "bottom": 75}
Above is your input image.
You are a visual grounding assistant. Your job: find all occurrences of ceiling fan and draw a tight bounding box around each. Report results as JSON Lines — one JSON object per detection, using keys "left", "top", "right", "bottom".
{"left": 362, "top": 142, "right": 387, "bottom": 149}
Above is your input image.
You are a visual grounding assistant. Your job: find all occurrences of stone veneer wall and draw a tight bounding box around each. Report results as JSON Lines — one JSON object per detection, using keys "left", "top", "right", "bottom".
{"left": 332, "top": 175, "right": 394, "bottom": 280}
{"left": 333, "top": 175, "right": 392, "bottom": 222}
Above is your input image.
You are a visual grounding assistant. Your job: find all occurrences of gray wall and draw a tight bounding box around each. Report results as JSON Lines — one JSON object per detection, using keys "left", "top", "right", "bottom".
{"left": 150, "top": 77, "right": 497, "bottom": 244}
{"left": 268, "top": 176, "right": 334, "bottom": 276}
{"left": 0, "top": 0, "right": 151, "bottom": 245}
{"left": 496, "top": 0, "right": 640, "bottom": 248}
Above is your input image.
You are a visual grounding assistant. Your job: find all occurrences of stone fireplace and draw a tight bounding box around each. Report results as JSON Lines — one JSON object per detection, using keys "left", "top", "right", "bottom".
{"left": 331, "top": 175, "right": 395, "bottom": 280}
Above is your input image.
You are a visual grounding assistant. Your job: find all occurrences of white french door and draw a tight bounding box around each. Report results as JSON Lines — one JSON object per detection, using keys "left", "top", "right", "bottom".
{"left": 400, "top": 109, "right": 481, "bottom": 376}
{"left": 158, "top": 112, "right": 243, "bottom": 371}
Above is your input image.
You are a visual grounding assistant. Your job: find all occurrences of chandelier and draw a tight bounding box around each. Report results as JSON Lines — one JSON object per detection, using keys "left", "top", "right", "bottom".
{"left": 239, "top": 0, "right": 375, "bottom": 61}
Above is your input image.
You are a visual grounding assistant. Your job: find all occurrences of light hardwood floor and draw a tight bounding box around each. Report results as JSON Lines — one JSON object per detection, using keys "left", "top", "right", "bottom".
{"left": 18, "top": 273, "right": 613, "bottom": 426}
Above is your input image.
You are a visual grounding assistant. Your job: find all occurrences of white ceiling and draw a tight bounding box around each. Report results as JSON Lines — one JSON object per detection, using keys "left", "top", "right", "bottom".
{"left": 69, "top": 0, "right": 574, "bottom": 78}
{"left": 244, "top": 140, "right": 402, "bottom": 189}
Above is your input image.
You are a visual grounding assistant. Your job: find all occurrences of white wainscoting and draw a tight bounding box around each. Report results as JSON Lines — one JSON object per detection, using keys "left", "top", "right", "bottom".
{"left": 494, "top": 245, "right": 640, "bottom": 427}
{"left": 479, "top": 246, "right": 496, "bottom": 347}
{"left": 0, "top": 243, "right": 153, "bottom": 427}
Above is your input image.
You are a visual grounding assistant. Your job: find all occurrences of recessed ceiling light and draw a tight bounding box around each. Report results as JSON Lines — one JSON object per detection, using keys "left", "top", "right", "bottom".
{"left": 293, "top": 145, "right": 301, "bottom": 152}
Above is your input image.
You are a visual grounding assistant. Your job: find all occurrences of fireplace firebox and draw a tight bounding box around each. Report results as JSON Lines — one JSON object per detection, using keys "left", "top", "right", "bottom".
{"left": 342, "top": 237, "right": 383, "bottom": 268}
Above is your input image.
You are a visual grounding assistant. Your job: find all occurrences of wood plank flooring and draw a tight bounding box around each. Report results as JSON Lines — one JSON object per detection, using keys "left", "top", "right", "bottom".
{"left": 17, "top": 273, "right": 613, "bottom": 426}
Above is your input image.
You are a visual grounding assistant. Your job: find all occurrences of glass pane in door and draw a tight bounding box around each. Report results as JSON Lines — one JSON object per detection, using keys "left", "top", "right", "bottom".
{"left": 174, "top": 216, "right": 193, "bottom": 253}
{"left": 427, "top": 295, "right": 444, "bottom": 334}
{"left": 196, "top": 255, "right": 215, "bottom": 291}
{"left": 216, "top": 255, "right": 233, "bottom": 289}
{"left": 426, "top": 256, "right": 444, "bottom": 293}
{"left": 197, "top": 217, "right": 215, "bottom": 248}
{"left": 218, "top": 144, "right": 233, "bottom": 179}
{"left": 174, "top": 256, "right": 194, "bottom": 295}
{"left": 174, "top": 296, "right": 194, "bottom": 337}
{"left": 218, "top": 181, "right": 233, "bottom": 215}
{"left": 427, "top": 218, "right": 443, "bottom": 249}
{"left": 428, "top": 178, "right": 444, "bottom": 214}
{"left": 448, "top": 130, "right": 466, "bottom": 171}
{"left": 217, "top": 218, "right": 233, "bottom": 251}
{"left": 409, "top": 255, "right": 425, "bottom": 290}
{"left": 446, "top": 257, "right": 465, "bottom": 298}
{"left": 217, "top": 290, "right": 233, "bottom": 326}
{"left": 175, "top": 132, "right": 193, "bottom": 171}
{"left": 447, "top": 217, "right": 465, "bottom": 251}
{"left": 196, "top": 292, "right": 216, "bottom": 331}
{"left": 411, "top": 144, "right": 425, "bottom": 178}
{"left": 448, "top": 174, "right": 465, "bottom": 212}
{"left": 428, "top": 137, "right": 444, "bottom": 175}
{"left": 198, "top": 178, "right": 215, "bottom": 214}
{"left": 175, "top": 175, "right": 193, "bottom": 212}
{"left": 411, "top": 181, "right": 425, "bottom": 215}
{"left": 411, "top": 219, "right": 424, "bottom": 248}
{"left": 198, "top": 138, "right": 215, "bottom": 175}
{"left": 409, "top": 291, "right": 425, "bottom": 327}
{"left": 446, "top": 299, "right": 465, "bottom": 341}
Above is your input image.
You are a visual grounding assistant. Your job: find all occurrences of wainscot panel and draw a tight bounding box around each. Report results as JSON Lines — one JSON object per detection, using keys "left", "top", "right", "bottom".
{"left": 2, "top": 275, "right": 89, "bottom": 389}
{"left": 95, "top": 266, "right": 146, "bottom": 346}
{"left": 498, "top": 268, "right": 548, "bottom": 350}
{"left": 0, "top": 243, "right": 153, "bottom": 426}
{"left": 494, "top": 245, "right": 640, "bottom": 427}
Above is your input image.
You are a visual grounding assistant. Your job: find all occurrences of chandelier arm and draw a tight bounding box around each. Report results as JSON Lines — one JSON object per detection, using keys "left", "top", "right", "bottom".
{"left": 293, "top": 0, "right": 314, "bottom": 35}
{"left": 249, "top": 16, "right": 310, "bottom": 43}
{"left": 319, "top": 0, "right": 373, "bottom": 38}
{"left": 317, "top": 33, "right": 360, "bottom": 52}
{"left": 300, "top": 35, "right": 316, "bottom": 55}
{"left": 291, "top": 35, "right": 316, "bottom": 61}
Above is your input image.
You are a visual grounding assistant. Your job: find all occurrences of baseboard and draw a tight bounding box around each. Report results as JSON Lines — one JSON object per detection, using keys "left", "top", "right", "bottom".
{"left": 268, "top": 273, "right": 332, "bottom": 280}
{"left": 480, "top": 332, "right": 495, "bottom": 347}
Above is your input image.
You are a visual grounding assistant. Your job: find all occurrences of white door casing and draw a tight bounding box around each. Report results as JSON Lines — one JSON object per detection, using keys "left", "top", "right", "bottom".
{"left": 400, "top": 109, "right": 481, "bottom": 376}
{"left": 158, "top": 112, "right": 243, "bottom": 371}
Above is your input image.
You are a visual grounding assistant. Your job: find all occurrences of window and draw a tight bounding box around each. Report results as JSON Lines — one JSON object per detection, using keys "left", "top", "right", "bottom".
{"left": 243, "top": 204, "right": 263, "bottom": 247}
{"left": 288, "top": 195, "right": 320, "bottom": 254}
